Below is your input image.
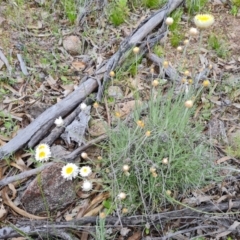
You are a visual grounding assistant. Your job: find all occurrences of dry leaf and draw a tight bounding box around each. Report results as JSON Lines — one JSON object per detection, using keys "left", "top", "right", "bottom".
{"left": 85, "top": 192, "right": 109, "bottom": 214}
{"left": 120, "top": 228, "right": 131, "bottom": 237}
{"left": 46, "top": 75, "right": 57, "bottom": 86}
{"left": 115, "top": 100, "right": 142, "bottom": 117}
{"left": 0, "top": 204, "right": 7, "bottom": 220}
{"left": 8, "top": 183, "right": 17, "bottom": 200}
{"left": 72, "top": 61, "right": 86, "bottom": 70}
{"left": 216, "top": 156, "right": 232, "bottom": 164}
{"left": 83, "top": 204, "right": 103, "bottom": 217}
{"left": 216, "top": 221, "right": 240, "bottom": 238}
{"left": 127, "top": 231, "right": 142, "bottom": 240}
{"left": 2, "top": 187, "right": 48, "bottom": 219}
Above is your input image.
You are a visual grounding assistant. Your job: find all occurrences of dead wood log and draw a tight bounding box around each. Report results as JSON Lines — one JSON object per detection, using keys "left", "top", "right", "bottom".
{"left": 0, "top": 0, "right": 183, "bottom": 161}
{"left": 1, "top": 200, "right": 240, "bottom": 239}
{"left": 0, "top": 79, "right": 98, "bottom": 160}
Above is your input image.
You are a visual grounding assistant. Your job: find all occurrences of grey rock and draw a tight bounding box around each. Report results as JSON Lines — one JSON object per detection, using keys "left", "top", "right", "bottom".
{"left": 108, "top": 86, "right": 123, "bottom": 99}
{"left": 21, "top": 163, "right": 76, "bottom": 214}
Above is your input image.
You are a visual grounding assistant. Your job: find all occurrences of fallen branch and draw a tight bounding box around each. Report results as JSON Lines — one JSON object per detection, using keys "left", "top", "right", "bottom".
{"left": 0, "top": 78, "right": 98, "bottom": 160}
{"left": 1, "top": 200, "right": 240, "bottom": 239}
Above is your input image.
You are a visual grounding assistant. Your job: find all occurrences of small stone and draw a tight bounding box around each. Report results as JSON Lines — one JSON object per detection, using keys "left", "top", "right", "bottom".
{"left": 108, "top": 86, "right": 123, "bottom": 99}
{"left": 63, "top": 36, "right": 81, "bottom": 55}
{"left": 21, "top": 163, "right": 76, "bottom": 214}
{"left": 88, "top": 119, "right": 107, "bottom": 137}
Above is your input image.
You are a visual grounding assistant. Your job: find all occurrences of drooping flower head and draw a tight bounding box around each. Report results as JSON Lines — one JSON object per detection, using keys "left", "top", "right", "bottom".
{"left": 35, "top": 143, "right": 51, "bottom": 162}
{"left": 79, "top": 166, "right": 92, "bottom": 177}
{"left": 118, "top": 192, "right": 126, "bottom": 200}
{"left": 54, "top": 117, "right": 64, "bottom": 127}
{"left": 166, "top": 17, "right": 174, "bottom": 26}
{"left": 82, "top": 180, "right": 93, "bottom": 191}
{"left": 184, "top": 100, "right": 194, "bottom": 108}
{"left": 194, "top": 14, "right": 214, "bottom": 29}
{"left": 80, "top": 103, "right": 87, "bottom": 111}
{"left": 137, "top": 120, "right": 145, "bottom": 128}
{"left": 61, "top": 163, "right": 79, "bottom": 180}
{"left": 189, "top": 27, "right": 198, "bottom": 36}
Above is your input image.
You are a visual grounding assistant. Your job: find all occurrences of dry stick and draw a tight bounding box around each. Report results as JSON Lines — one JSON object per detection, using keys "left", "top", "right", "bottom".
{"left": 1, "top": 200, "right": 240, "bottom": 239}
{"left": 17, "top": 54, "right": 29, "bottom": 76}
{"left": 0, "top": 162, "right": 53, "bottom": 188}
{"left": 0, "top": 49, "right": 12, "bottom": 75}
{"left": 147, "top": 53, "right": 181, "bottom": 82}
{"left": 142, "top": 225, "right": 222, "bottom": 240}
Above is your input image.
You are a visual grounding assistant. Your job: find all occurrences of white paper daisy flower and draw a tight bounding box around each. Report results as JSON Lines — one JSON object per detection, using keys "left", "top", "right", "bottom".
{"left": 194, "top": 14, "right": 214, "bottom": 29}
{"left": 82, "top": 180, "right": 93, "bottom": 191}
{"left": 61, "top": 163, "right": 79, "bottom": 180}
{"left": 54, "top": 116, "right": 64, "bottom": 127}
{"left": 80, "top": 103, "right": 87, "bottom": 111}
{"left": 79, "top": 166, "right": 92, "bottom": 177}
{"left": 35, "top": 144, "right": 51, "bottom": 162}
{"left": 36, "top": 143, "right": 50, "bottom": 151}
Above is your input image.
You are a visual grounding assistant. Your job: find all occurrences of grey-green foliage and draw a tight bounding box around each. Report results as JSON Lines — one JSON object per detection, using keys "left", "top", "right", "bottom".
{"left": 103, "top": 88, "right": 221, "bottom": 213}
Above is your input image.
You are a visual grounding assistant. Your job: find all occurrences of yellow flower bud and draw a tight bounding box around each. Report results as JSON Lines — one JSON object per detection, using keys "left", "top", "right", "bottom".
{"left": 81, "top": 152, "right": 88, "bottom": 159}
{"left": 166, "top": 17, "right": 174, "bottom": 26}
{"left": 202, "top": 80, "right": 210, "bottom": 87}
{"left": 166, "top": 190, "right": 172, "bottom": 196}
{"left": 162, "top": 158, "right": 168, "bottom": 164}
{"left": 163, "top": 61, "right": 169, "bottom": 68}
{"left": 145, "top": 131, "right": 151, "bottom": 137}
{"left": 152, "top": 80, "right": 159, "bottom": 87}
{"left": 133, "top": 47, "right": 140, "bottom": 54}
{"left": 109, "top": 71, "right": 115, "bottom": 77}
{"left": 184, "top": 100, "right": 194, "bottom": 108}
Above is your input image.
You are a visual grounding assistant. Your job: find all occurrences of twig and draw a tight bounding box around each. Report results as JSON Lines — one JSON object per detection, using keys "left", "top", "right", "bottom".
{"left": 1, "top": 200, "right": 240, "bottom": 239}
{"left": 0, "top": 163, "right": 53, "bottom": 188}
{"left": 0, "top": 49, "right": 12, "bottom": 75}
{"left": 63, "top": 134, "right": 108, "bottom": 162}
{"left": 17, "top": 54, "right": 29, "bottom": 76}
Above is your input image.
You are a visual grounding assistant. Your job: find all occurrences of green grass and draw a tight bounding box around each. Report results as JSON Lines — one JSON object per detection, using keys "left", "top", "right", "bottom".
{"left": 185, "top": 0, "right": 208, "bottom": 14}
{"left": 231, "top": 0, "right": 240, "bottom": 7}
{"left": 230, "top": 5, "right": 238, "bottom": 16}
{"left": 208, "top": 33, "right": 230, "bottom": 59}
{"left": 108, "top": 0, "right": 130, "bottom": 26}
{"left": 142, "top": 0, "right": 167, "bottom": 9}
{"left": 101, "top": 87, "right": 221, "bottom": 214}
{"left": 168, "top": 8, "right": 184, "bottom": 47}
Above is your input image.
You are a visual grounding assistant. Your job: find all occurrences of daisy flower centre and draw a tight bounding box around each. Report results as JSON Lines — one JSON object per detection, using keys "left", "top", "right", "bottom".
{"left": 197, "top": 15, "right": 210, "bottom": 22}
{"left": 39, "top": 151, "right": 46, "bottom": 158}
{"left": 66, "top": 166, "right": 74, "bottom": 174}
{"left": 79, "top": 166, "right": 92, "bottom": 177}
{"left": 194, "top": 14, "right": 214, "bottom": 29}
{"left": 61, "top": 163, "right": 79, "bottom": 180}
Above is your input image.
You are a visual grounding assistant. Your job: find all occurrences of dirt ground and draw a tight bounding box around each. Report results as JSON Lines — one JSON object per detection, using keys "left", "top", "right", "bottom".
{"left": 1, "top": 0, "right": 240, "bottom": 239}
